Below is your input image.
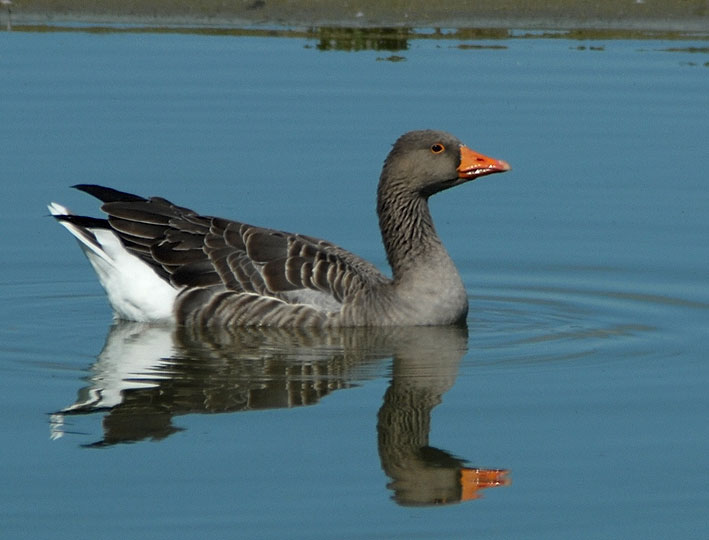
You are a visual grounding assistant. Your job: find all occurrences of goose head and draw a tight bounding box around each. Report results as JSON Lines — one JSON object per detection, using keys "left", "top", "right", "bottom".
{"left": 379, "top": 130, "right": 510, "bottom": 198}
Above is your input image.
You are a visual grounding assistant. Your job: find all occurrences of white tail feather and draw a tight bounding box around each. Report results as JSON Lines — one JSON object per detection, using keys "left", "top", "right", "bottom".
{"left": 49, "top": 202, "right": 178, "bottom": 322}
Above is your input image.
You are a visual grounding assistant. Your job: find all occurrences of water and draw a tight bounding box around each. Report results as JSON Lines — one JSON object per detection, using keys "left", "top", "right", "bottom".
{"left": 1, "top": 26, "right": 708, "bottom": 539}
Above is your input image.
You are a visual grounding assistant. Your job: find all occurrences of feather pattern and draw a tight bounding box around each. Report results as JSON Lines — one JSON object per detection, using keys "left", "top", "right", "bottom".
{"left": 50, "top": 130, "right": 509, "bottom": 326}
{"left": 66, "top": 184, "right": 387, "bottom": 326}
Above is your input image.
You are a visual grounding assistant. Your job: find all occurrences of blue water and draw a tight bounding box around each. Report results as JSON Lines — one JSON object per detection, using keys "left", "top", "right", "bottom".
{"left": 1, "top": 27, "right": 708, "bottom": 539}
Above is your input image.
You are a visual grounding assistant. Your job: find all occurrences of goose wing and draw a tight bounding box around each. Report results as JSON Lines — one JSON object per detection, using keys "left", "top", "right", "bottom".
{"left": 74, "top": 185, "right": 387, "bottom": 317}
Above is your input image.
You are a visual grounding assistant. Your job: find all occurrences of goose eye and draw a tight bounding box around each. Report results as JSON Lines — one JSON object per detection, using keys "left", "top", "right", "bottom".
{"left": 430, "top": 143, "right": 445, "bottom": 154}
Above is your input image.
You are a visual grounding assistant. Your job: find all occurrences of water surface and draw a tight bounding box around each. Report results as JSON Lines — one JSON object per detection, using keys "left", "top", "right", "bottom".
{"left": 1, "top": 27, "right": 708, "bottom": 539}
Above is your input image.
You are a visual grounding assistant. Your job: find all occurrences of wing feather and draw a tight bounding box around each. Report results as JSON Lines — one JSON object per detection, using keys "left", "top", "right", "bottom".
{"left": 73, "top": 184, "right": 388, "bottom": 322}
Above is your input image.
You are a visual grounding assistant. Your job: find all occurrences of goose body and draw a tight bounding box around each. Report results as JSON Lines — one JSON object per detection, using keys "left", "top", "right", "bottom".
{"left": 49, "top": 130, "right": 509, "bottom": 327}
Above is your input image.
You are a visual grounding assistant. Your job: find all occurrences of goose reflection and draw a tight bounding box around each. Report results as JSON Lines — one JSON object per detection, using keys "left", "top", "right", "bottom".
{"left": 51, "top": 323, "right": 508, "bottom": 505}
{"left": 377, "top": 334, "right": 509, "bottom": 505}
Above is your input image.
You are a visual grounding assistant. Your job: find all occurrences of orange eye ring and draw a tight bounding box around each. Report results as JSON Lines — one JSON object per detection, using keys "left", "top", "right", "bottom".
{"left": 430, "top": 143, "right": 445, "bottom": 154}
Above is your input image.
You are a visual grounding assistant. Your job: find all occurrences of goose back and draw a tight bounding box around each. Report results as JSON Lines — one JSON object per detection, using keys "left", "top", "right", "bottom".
{"left": 73, "top": 184, "right": 388, "bottom": 326}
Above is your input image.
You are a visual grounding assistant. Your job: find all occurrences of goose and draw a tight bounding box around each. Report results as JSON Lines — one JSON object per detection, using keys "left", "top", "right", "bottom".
{"left": 49, "top": 130, "right": 510, "bottom": 327}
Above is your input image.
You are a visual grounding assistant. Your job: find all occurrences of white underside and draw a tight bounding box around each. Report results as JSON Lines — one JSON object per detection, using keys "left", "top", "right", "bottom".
{"left": 49, "top": 202, "right": 178, "bottom": 322}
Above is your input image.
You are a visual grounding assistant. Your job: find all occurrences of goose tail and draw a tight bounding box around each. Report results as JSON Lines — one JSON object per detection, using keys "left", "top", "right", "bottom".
{"left": 48, "top": 202, "right": 178, "bottom": 322}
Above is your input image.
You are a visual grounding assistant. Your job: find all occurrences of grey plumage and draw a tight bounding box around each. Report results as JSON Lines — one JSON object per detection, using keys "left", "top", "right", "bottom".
{"left": 51, "top": 130, "right": 509, "bottom": 326}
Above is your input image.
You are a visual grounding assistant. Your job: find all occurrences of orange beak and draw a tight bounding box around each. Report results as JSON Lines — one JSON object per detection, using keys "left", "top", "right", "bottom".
{"left": 457, "top": 145, "right": 511, "bottom": 180}
{"left": 460, "top": 467, "right": 510, "bottom": 501}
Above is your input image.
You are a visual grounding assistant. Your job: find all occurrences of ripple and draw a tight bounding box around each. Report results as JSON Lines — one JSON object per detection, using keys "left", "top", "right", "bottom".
{"left": 465, "top": 270, "right": 708, "bottom": 368}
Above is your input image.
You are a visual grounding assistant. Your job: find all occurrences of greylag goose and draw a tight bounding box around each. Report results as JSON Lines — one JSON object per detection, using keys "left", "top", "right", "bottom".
{"left": 49, "top": 130, "right": 509, "bottom": 327}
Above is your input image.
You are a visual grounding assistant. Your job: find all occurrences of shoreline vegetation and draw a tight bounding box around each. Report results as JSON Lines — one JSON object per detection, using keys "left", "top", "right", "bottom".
{"left": 3, "top": 0, "right": 709, "bottom": 36}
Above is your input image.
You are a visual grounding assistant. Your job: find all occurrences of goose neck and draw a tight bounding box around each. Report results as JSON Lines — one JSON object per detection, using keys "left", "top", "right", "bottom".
{"left": 377, "top": 184, "right": 445, "bottom": 281}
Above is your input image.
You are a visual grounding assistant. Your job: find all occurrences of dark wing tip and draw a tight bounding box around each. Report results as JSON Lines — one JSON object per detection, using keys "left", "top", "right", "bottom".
{"left": 73, "top": 184, "right": 146, "bottom": 203}
{"left": 53, "top": 214, "right": 111, "bottom": 229}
